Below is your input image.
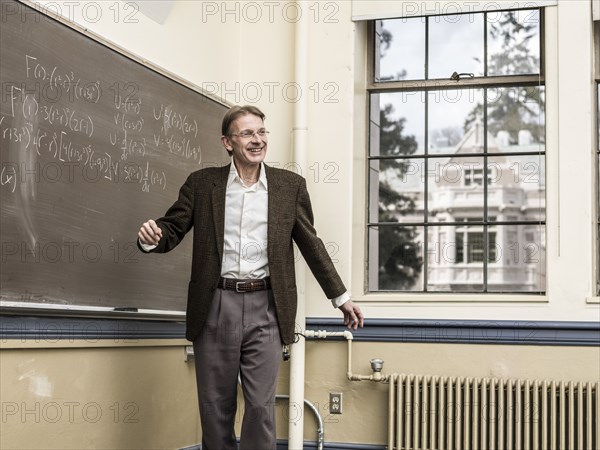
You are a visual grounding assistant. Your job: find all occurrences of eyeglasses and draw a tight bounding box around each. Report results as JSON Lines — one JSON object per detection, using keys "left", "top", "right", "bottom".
{"left": 229, "top": 129, "right": 270, "bottom": 139}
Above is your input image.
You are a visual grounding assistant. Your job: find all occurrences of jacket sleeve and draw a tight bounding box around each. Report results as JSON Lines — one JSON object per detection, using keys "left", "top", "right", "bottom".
{"left": 144, "top": 173, "right": 195, "bottom": 254}
{"left": 291, "top": 177, "right": 346, "bottom": 299}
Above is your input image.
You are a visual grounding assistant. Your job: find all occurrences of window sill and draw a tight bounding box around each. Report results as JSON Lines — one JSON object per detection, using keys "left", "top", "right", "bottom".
{"left": 353, "top": 293, "right": 548, "bottom": 303}
{"left": 585, "top": 296, "right": 600, "bottom": 304}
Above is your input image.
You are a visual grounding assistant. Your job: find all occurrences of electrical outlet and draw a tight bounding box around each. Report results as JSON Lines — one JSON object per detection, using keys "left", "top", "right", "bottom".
{"left": 184, "top": 345, "right": 194, "bottom": 362}
{"left": 329, "top": 392, "right": 342, "bottom": 414}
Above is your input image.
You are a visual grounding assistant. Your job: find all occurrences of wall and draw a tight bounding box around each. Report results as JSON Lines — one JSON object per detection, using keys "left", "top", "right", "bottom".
{"left": 1, "top": 340, "right": 199, "bottom": 449}
{"left": 26, "top": 0, "right": 600, "bottom": 321}
{"left": 3, "top": 337, "right": 599, "bottom": 449}
{"left": 1, "top": 0, "right": 599, "bottom": 449}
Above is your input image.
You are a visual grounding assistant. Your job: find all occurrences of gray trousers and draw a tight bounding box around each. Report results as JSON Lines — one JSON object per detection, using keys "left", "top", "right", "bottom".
{"left": 193, "top": 287, "right": 282, "bottom": 450}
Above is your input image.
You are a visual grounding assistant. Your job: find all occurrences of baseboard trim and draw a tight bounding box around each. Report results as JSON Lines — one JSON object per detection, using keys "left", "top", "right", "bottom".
{"left": 179, "top": 440, "right": 386, "bottom": 450}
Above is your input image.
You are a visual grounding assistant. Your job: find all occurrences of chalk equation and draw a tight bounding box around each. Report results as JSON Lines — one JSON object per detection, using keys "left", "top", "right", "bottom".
{"left": 24, "top": 55, "right": 101, "bottom": 104}
{"left": 0, "top": 117, "right": 166, "bottom": 194}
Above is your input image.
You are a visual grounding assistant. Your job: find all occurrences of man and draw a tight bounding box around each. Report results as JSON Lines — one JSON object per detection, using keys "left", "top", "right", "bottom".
{"left": 138, "top": 105, "right": 363, "bottom": 450}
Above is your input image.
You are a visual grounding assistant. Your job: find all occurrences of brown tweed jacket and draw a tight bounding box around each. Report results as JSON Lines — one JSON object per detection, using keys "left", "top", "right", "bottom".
{"left": 140, "top": 163, "right": 346, "bottom": 345}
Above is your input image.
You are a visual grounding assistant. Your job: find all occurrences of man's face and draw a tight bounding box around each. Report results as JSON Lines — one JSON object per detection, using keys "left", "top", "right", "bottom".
{"left": 222, "top": 114, "right": 268, "bottom": 168}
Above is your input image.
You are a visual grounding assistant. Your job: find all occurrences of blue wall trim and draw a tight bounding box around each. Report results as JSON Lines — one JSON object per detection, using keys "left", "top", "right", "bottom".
{"left": 307, "top": 318, "right": 600, "bottom": 347}
{"left": 0, "top": 315, "right": 186, "bottom": 341}
{"left": 1, "top": 315, "right": 598, "bottom": 346}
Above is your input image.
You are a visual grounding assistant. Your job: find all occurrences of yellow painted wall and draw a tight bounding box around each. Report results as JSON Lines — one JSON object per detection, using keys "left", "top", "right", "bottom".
{"left": 2, "top": 339, "right": 599, "bottom": 448}
{"left": 1, "top": 340, "right": 199, "bottom": 449}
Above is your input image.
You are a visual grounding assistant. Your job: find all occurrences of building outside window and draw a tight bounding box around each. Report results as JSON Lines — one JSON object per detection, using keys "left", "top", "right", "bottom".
{"left": 368, "top": 9, "right": 546, "bottom": 293}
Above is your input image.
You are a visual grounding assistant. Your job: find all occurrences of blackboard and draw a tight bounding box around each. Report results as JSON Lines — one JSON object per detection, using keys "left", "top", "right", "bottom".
{"left": 0, "top": 0, "right": 230, "bottom": 313}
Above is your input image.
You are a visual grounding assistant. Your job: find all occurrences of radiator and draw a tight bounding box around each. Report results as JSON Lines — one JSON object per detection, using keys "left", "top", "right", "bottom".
{"left": 388, "top": 375, "right": 599, "bottom": 450}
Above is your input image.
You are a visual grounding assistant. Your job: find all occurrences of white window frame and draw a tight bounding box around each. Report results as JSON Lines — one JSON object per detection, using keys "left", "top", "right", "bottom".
{"left": 352, "top": 7, "right": 561, "bottom": 304}
{"left": 590, "top": 21, "right": 600, "bottom": 303}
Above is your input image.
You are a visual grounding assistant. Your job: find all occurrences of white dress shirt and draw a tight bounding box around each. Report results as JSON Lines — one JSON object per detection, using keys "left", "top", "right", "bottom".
{"left": 141, "top": 161, "right": 349, "bottom": 308}
{"left": 221, "top": 162, "right": 269, "bottom": 279}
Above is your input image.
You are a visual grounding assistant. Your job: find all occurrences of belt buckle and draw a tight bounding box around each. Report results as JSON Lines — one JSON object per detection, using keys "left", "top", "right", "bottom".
{"left": 235, "top": 281, "right": 245, "bottom": 293}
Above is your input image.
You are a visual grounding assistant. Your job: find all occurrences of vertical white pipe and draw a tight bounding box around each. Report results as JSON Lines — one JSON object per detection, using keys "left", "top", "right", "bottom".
{"left": 288, "top": 2, "right": 308, "bottom": 449}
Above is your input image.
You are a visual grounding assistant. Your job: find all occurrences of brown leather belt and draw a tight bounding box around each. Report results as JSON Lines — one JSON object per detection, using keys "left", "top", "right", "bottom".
{"left": 217, "top": 277, "right": 271, "bottom": 293}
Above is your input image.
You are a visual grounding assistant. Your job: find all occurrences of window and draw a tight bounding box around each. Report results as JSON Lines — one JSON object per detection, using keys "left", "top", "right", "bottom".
{"left": 464, "top": 166, "right": 498, "bottom": 187}
{"left": 368, "top": 9, "right": 546, "bottom": 294}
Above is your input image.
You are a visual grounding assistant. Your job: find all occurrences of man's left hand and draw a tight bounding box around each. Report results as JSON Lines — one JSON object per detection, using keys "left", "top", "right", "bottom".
{"left": 339, "top": 300, "right": 364, "bottom": 330}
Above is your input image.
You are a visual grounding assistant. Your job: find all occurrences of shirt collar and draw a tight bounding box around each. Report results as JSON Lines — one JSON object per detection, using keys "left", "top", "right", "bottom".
{"left": 228, "top": 161, "right": 268, "bottom": 190}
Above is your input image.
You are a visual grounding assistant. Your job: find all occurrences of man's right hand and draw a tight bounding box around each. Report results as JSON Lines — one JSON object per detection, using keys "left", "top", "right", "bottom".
{"left": 138, "top": 219, "right": 163, "bottom": 246}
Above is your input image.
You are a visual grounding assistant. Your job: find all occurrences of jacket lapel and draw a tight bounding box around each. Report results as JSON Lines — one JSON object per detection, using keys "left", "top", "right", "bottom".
{"left": 266, "top": 164, "right": 284, "bottom": 262}
{"left": 212, "top": 164, "right": 230, "bottom": 263}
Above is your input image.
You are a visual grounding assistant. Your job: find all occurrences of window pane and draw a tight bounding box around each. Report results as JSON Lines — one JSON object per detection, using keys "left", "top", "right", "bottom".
{"left": 368, "top": 226, "right": 424, "bottom": 291}
{"left": 487, "top": 9, "right": 541, "bottom": 76}
{"left": 488, "top": 155, "right": 545, "bottom": 222}
{"left": 375, "top": 18, "right": 426, "bottom": 82}
{"left": 429, "top": 14, "right": 484, "bottom": 79}
{"left": 487, "top": 224, "right": 545, "bottom": 292}
{"left": 367, "top": 10, "right": 546, "bottom": 295}
{"left": 427, "top": 224, "right": 485, "bottom": 292}
{"left": 487, "top": 86, "right": 545, "bottom": 149}
{"left": 369, "top": 159, "right": 424, "bottom": 223}
{"left": 428, "top": 88, "right": 484, "bottom": 154}
{"left": 371, "top": 92, "right": 425, "bottom": 156}
{"left": 429, "top": 156, "right": 485, "bottom": 222}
